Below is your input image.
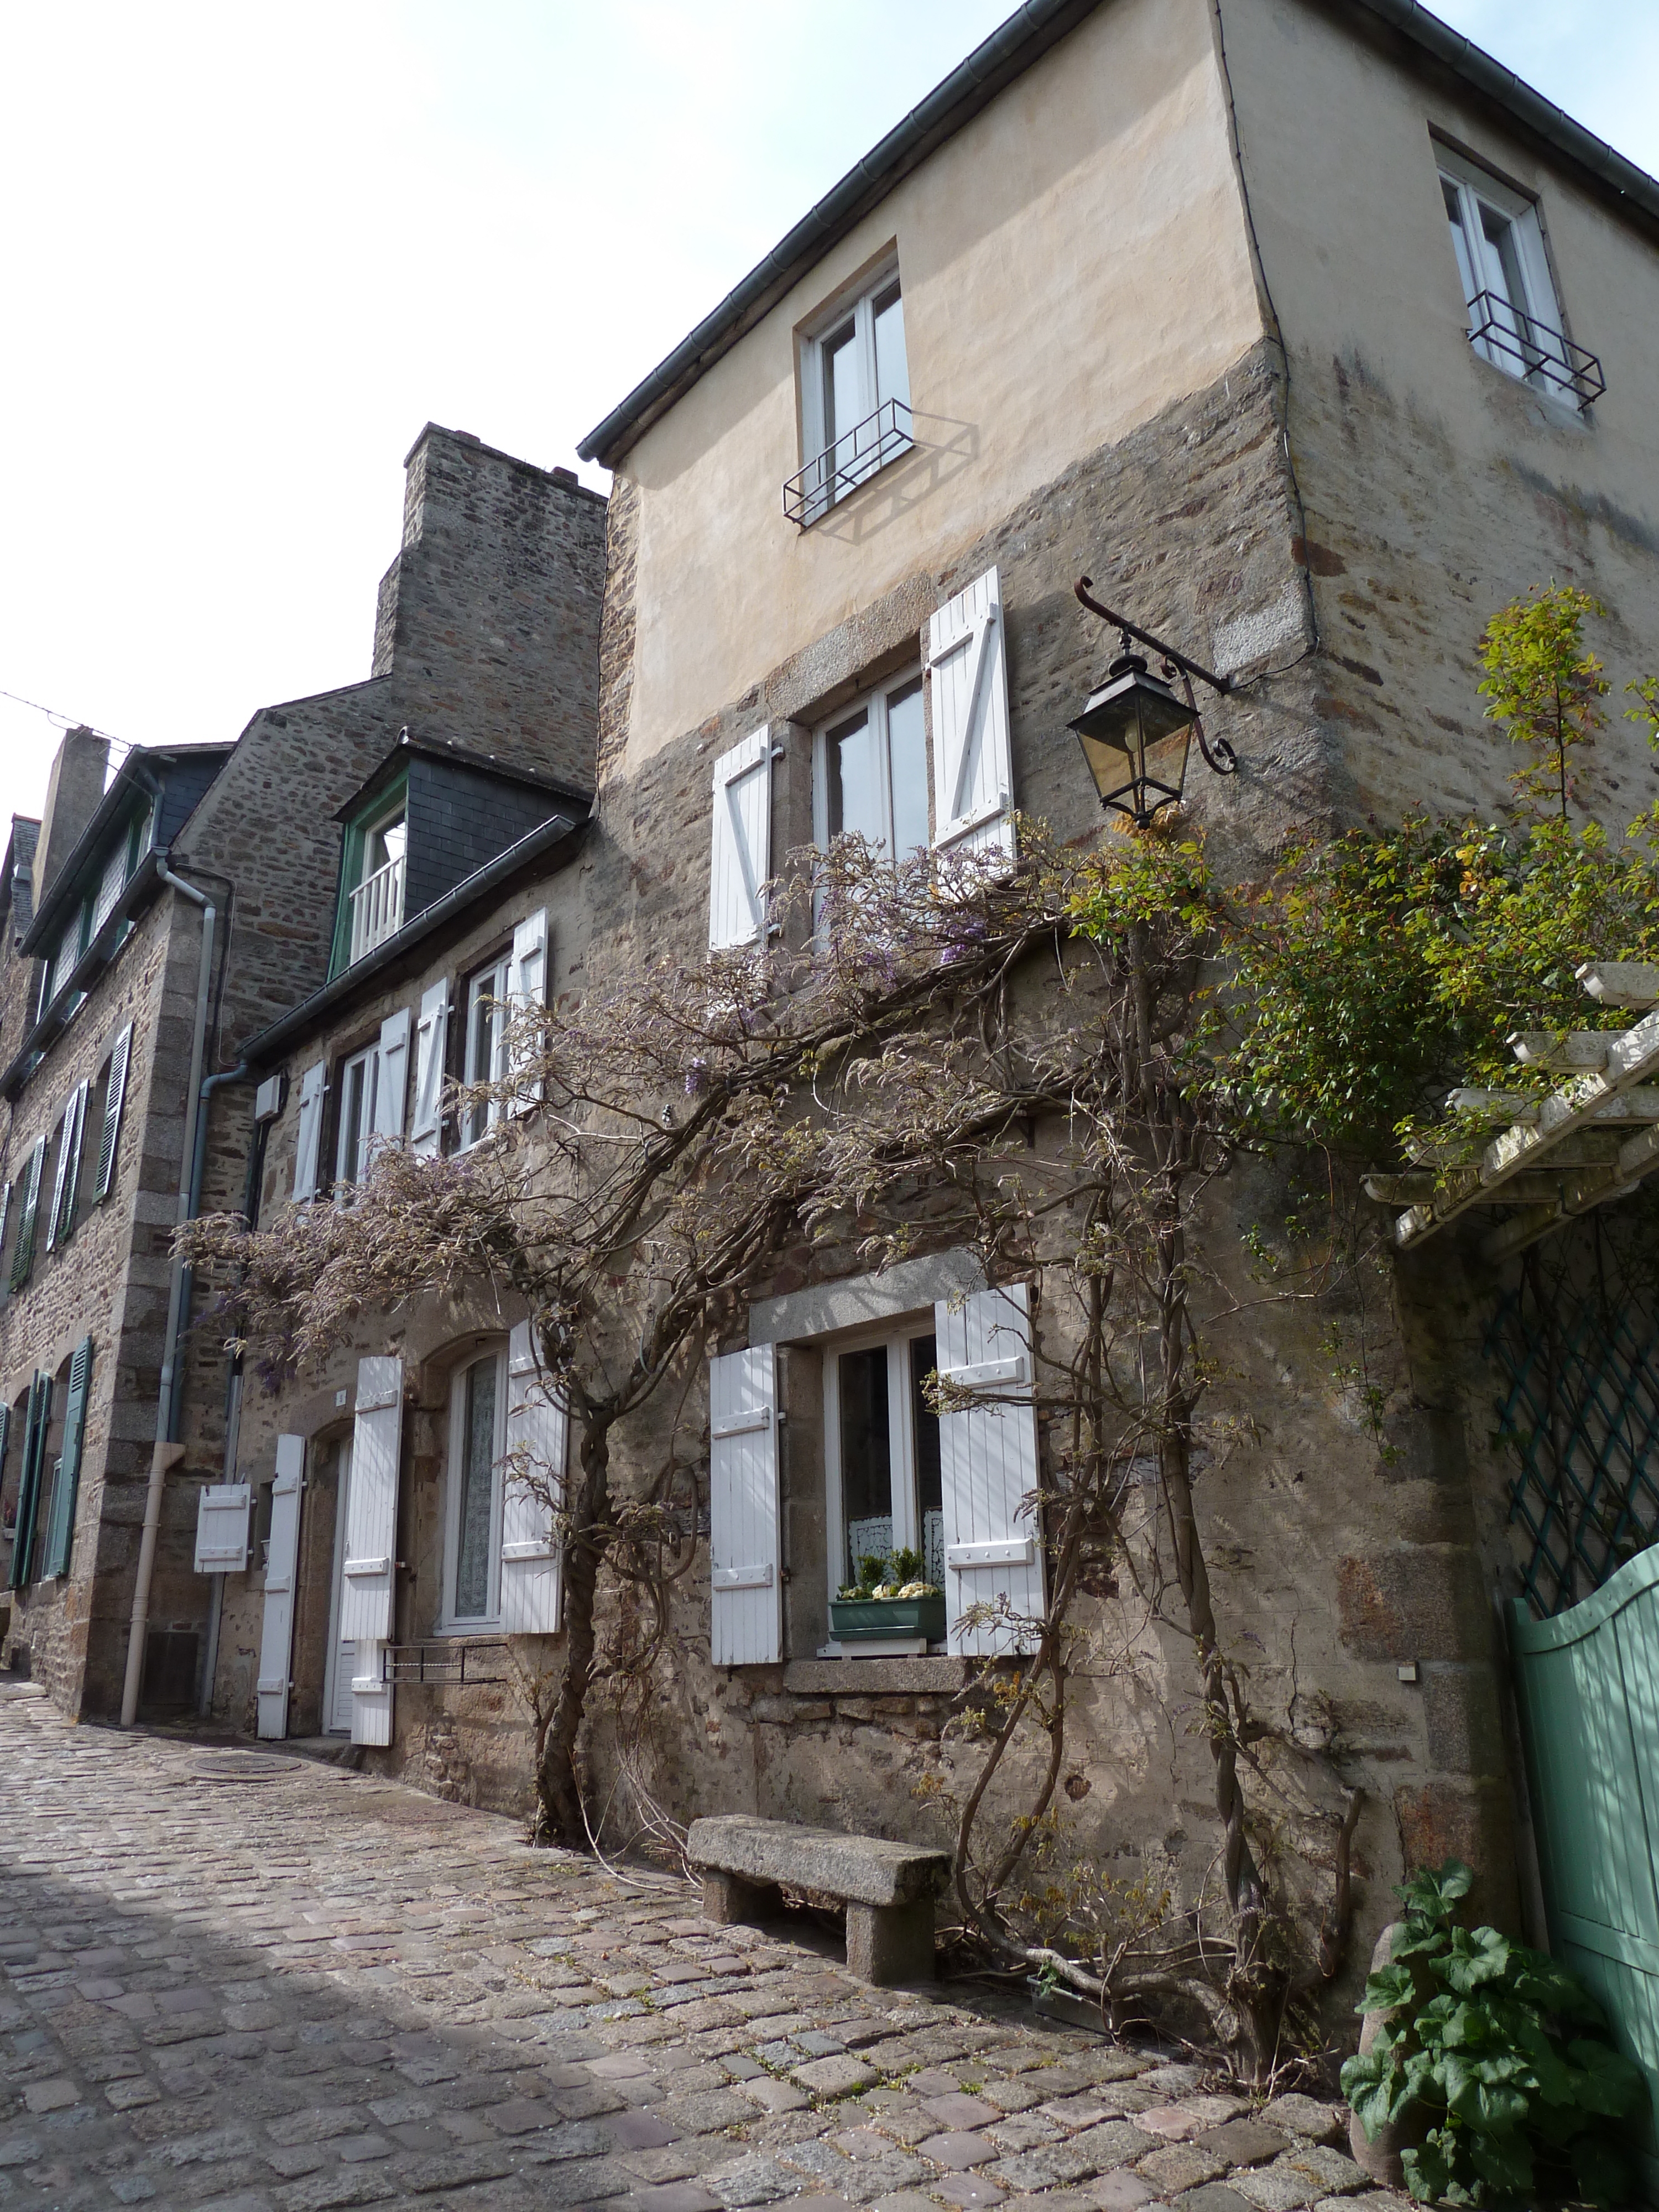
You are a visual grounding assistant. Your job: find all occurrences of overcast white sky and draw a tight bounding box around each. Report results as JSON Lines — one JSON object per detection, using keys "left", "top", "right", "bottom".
{"left": 2, "top": 1, "right": 1656, "bottom": 838}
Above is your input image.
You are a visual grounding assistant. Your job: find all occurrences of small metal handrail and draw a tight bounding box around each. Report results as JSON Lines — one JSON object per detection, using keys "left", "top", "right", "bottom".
{"left": 348, "top": 852, "right": 405, "bottom": 963}
{"left": 784, "top": 398, "right": 913, "bottom": 526}
{"left": 381, "top": 1639, "right": 510, "bottom": 1686}
{"left": 1467, "top": 290, "right": 1605, "bottom": 406}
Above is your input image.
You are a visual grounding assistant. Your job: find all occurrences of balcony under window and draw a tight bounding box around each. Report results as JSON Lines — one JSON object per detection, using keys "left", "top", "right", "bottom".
{"left": 348, "top": 803, "right": 407, "bottom": 963}
{"left": 327, "top": 737, "right": 592, "bottom": 980}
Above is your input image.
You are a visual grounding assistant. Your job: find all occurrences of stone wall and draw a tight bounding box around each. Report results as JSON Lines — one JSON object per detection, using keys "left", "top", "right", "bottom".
{"left": 1, "top": 416, "right": 608, "bottom": 1722}
{"left": 373, "top": 426, "right": 607, "bottom": 797}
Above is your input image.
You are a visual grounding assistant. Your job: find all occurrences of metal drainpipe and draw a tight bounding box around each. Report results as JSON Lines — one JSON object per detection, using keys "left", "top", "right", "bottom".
{"left": 195, "top": 1068, "right": 260, "bottom": 1716}
{"left": 119, "top": 861, "right": 217, "bottom": 1728}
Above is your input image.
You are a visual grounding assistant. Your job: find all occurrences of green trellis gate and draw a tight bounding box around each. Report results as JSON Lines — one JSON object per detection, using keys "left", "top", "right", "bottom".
{"left": 1511, "top": 1554, "right": 1659, "bottom": 2202}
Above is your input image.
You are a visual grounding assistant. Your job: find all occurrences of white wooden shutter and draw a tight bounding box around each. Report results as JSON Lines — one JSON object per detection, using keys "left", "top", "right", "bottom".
{"left": 935, "top": 1282, "right": 1045, "bottom": 1655}
{"left": 708, "top": 728, "right": 772, "bottom": 951}
{"left": 368, "top": 1007, "right": 411, "bottom": 1157}
{"left": 342, "top": 1355, "right": 402, "bottom": 1745}
{"left": 500, "top": 1320, "right": 565, "bottom": 1635}
{"left": 92, "top": 1023, "right": 133, "bottom": 1202}
{"left": 291, "top": 1061, "right": 327, "bottom": 1202}
{"left": 505, "top": 909, "right": 548, "bottom": 1113}
{"left": 410, "top": 978, "right": 450, "bottom": 1155}
{"left": 928, "top": 566, "right": 1015, "bottom": 865}
{"left": 708, "top": 1343, "right": 780, "bottom": 1665}
{"left": 255, "top": 1436, "right": 304, "bottom": 1740}
{"left": 194, "top": 1482, "right": 251, "bottom": 1572}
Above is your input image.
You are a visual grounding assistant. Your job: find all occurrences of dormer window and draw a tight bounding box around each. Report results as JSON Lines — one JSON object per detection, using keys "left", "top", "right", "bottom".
{"left": 787, "top": 260, "right": 912, "bottom": 525}
{"left": 350, "top": 799, "right": 406, "bottom": 962}
{"left": 333, "top": 782, "right": 409, "bottom": 973}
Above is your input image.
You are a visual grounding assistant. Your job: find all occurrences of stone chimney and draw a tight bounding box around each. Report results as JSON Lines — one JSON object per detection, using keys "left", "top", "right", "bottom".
{"left": 33, "top": 726, "right": 111, "bottom": 906}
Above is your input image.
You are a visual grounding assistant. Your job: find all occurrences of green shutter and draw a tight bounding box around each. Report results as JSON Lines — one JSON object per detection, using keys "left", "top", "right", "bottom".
{"left": 93, "top": 1025, "right": 132, "bottom": 1202}
{"left": 51, "top": 1082, "right": 90, "bottom": 1247}
{"left": 8, "top": 1373, "right": 53, "bottom": 1592}
{"left": 8, "top": 1139, "right": 46, "bottom": 1292}
{"left": 40, "top": 1338, "right": 92, "bottom": 1581}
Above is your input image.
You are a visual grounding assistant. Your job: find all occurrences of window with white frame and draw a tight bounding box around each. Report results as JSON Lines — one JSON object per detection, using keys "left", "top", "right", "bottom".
{"left": 333, "top": 1042, "right": 379, "bottom": 1192}
{"left": 444, "top": 1347, "right": 506, "bottom": 1627}
{"left": 707, "top": 1280, "right": 1047, "bottom": 1668}
{"left": 814, "top": 670, "right": 929, "bottom": 860}
{"left": 461, "top": 951, "right": 511, "bottom": 1148}
{"left": 792, "top": 264, "right": 911, "bottom": 521}
{"left": 1437, "top": 148, "right": 1588, "bottom": 401}
{"left": 827, "top": 1327, "right": 945, "bottom": 1597}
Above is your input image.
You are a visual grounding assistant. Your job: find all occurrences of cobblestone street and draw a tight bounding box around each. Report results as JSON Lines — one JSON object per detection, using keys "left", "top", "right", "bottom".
{"left": 0, "top": 1684, "right": 1407, "bottom": 2212}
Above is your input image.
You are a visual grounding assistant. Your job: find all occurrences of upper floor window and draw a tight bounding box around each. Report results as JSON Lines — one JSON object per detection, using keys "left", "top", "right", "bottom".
{"left": 334, "top": 1042, "right": 380, "bottom": 1192}
{"left": 1438, "top": 148, "right": 1603, "bottom": 406}
{"left": 348, "top": 797, "right": 407, "bottom": 964}
{"left": 789, "top": 263, "right": 912, "bottom": 524}
{"left": 35, "top": 803, "right": 152, "bottom": 1030}
{"left": 814, "top": 670, "right": 929, "bottom": 861}
{"left": 461, "top": 950, "right": 511, "bottom": 1149}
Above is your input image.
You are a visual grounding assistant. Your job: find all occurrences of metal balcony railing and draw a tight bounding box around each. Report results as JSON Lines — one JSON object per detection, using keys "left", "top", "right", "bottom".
{"left": 784, "top": 398, "right": 913, "bottom": 526}
{"left": 380, "top": 1639, "right": 509, "bottom": 1685}
{"left": 1467, "top": 290, "right": 1605, "bottom": 406}
{"left": 347, "top": 852, "right": 405, "bottom": 964}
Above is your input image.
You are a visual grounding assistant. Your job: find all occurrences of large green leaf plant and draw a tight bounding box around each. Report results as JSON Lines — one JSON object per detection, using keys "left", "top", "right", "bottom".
{"left": 1340, "top": 1860, "right": 1647, "bottom": 2206}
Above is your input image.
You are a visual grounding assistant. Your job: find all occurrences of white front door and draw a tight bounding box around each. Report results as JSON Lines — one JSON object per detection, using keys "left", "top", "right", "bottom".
{"left": 321, "top": 1439, "right": 356, "bottom": 1736}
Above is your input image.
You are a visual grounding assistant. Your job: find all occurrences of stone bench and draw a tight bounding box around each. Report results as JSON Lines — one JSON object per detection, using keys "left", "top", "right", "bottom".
{"left": 687, "top": 1814, "right": 950, "bottom": 1986}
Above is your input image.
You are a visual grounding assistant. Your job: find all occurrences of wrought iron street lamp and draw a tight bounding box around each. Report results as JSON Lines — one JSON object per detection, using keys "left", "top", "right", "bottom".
{"left": 1068, "top": 577, "right": 1239, "bottom": 826}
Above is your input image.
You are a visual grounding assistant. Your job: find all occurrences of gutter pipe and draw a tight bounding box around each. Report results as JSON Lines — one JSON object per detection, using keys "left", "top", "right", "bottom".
{"left": 120, "top": 860, "right": 217, "bottom": 1728}
{"left": 192, "top": 1062, "right": 256, "bottom": 1717}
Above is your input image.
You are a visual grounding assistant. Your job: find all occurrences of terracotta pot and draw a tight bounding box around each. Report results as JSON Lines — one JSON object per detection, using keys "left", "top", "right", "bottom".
{"left": 1348, "top": 1922, "right": 1430, "bottom": 2191}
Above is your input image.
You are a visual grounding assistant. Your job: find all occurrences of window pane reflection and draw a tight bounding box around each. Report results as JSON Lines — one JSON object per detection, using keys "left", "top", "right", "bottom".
{"left": 886, "top": 680, "right": 928, "bottom": 856}
{"left": 840, "top": 1346, "right": 893, "bottom": 1582}
{"left": 455, "top": 1357, "right": 496, "bottom": 1617}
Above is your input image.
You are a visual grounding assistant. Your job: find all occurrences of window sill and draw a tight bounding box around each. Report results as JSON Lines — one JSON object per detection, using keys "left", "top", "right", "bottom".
{"left": 781, "top": 1655, "right": 968, "bottom": 1695}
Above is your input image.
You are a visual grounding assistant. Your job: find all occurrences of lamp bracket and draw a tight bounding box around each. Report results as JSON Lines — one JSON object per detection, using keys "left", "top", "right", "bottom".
{"left": 1075, "top": 577, "right": 1234, "bottom": 696}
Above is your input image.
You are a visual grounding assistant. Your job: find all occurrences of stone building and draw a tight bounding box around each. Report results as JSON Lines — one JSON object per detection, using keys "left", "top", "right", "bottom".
{"left": 0, "top": 424, "right": 605, "bottom": 1720}
{"left": 199, "top": 0, "right": 1659, "bottom": 2026}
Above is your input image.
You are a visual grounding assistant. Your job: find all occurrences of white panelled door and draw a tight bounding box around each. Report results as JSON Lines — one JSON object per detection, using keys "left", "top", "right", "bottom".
{"left": 500, "top": 1320, "right": 566, "bottom": 1635}
{"left": 341, "top": 1356, "right": 403, "bottom": 1746}
{"left": 708, "top": 728, "right": 772, "bottom": 952}
{"left": 928, "top": 565, "right": 1015, "bottom": 867}
{"left": 255, "top": 1437, "right": 305, "bottom": 1739}
{"left": 324, "top": 1439, "right": 357, "bottom": 1735}
{"left": 935, "top": 1282, "right": 1045, "bottom": 1655}
{"left": 708, "top": 1344, "right": 780, "bottom": 1665}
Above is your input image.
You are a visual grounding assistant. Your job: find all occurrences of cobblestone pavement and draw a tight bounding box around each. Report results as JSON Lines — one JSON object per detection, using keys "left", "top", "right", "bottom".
{"left": 0, "top": 1683, "right": 1410, "bottom": 2212}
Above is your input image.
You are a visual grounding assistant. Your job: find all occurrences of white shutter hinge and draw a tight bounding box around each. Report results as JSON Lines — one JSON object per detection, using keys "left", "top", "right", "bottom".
{"left": 712, "top": 1563, "right": 774, "bottom": 1590}
{"left": 342, "top": 1556, "right": 392, "bottom": 1578}
{"left": 940, "top": 1354, "right": 1028, "bottom": 1389}
{"left": 712, "top": 1407, "right": 773, "bottom": 1439}
{"left": 947, "top": 1538, "right": 1035, "bottom": 1569}
{"left": 503, "top": 1541, "right": 557, "bottom": 1562}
